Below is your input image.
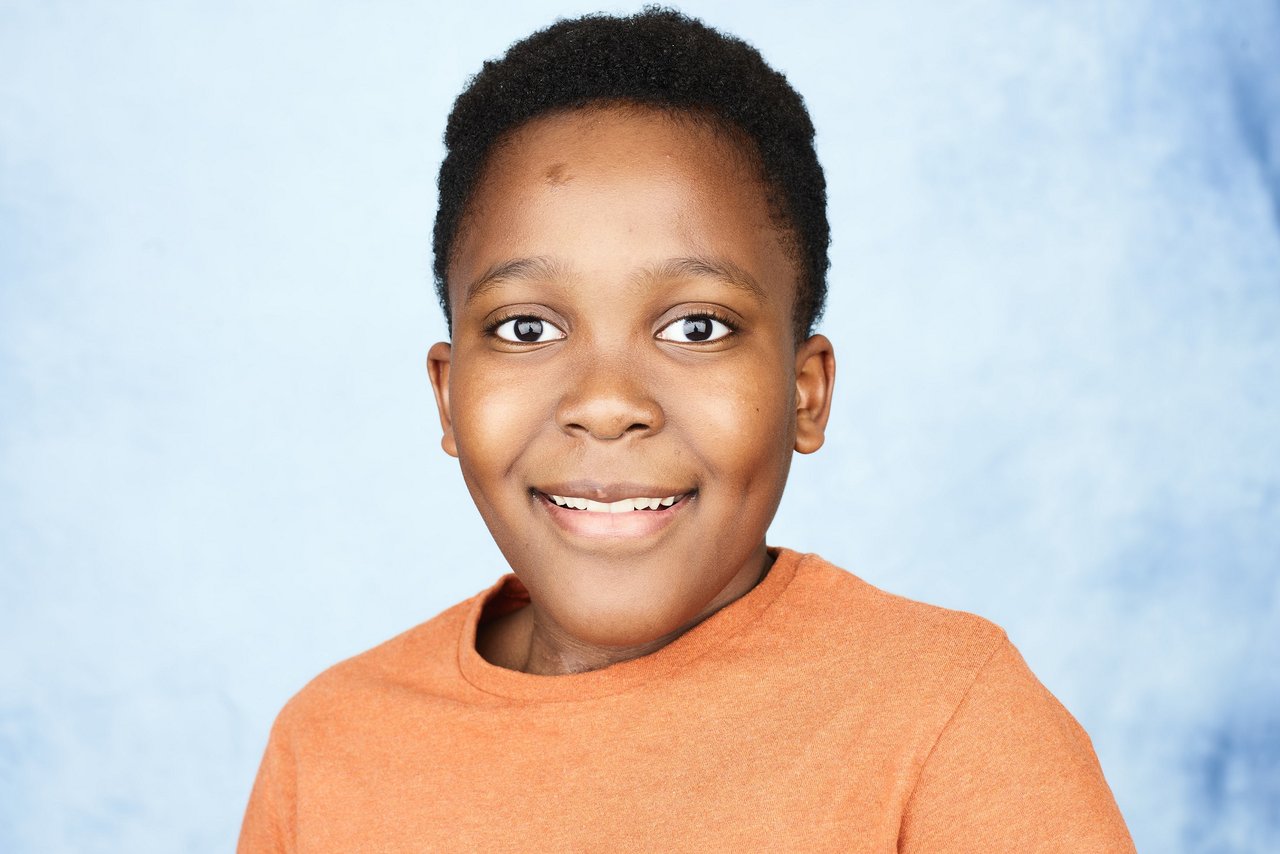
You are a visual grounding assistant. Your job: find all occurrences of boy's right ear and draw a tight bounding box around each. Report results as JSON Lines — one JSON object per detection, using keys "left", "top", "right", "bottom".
{"left": 426, "top": 342, "right": 458, "bottom": 458}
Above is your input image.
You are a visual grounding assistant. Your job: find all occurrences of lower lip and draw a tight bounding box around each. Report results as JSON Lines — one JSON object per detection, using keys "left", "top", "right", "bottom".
{"left": 536, "top": 492, "right": 692, "bottom": 539}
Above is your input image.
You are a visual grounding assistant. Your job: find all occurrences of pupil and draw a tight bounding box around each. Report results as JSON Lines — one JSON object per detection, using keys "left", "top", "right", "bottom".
{"left": 515, "top": 319, "right": 543, "bottom": 342}
{"left": 683, "top": 317, "right": 712, "bottom": 341}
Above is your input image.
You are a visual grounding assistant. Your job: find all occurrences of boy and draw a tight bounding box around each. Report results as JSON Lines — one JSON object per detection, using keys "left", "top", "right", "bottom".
{"left": 239, "top": 9, "right": 1135, "bottom": 851}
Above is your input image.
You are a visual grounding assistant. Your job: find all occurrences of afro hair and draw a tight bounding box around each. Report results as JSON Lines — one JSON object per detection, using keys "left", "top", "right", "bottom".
{"left": 433, "top": 6, "right": 829, "bottom": 340}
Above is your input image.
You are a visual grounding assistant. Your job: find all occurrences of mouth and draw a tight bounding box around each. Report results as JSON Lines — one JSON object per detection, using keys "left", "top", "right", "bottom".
{"left": 533, "top": 485, "right": 695, "bottom": 539}
{"left": 545, "top": 492, "right": 683, "bottom": 512}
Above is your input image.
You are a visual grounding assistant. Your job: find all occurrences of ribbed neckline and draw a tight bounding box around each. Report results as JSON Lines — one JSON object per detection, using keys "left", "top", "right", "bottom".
{"left": 456, "top": 546, "right": 805, "bottom": 702}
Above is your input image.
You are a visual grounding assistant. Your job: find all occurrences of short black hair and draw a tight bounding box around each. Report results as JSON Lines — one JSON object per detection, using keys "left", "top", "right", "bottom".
{"left": 433, "top": 6, "right": 829, "bottom": 340}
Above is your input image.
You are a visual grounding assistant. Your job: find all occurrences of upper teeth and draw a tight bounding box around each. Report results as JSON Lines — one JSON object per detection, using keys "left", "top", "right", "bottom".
{"left": 548, "top": 494, "right": 680, "bottom": 512}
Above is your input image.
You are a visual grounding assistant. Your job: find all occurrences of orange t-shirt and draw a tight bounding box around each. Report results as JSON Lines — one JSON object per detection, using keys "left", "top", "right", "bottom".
{"left": 239, "top": 548, "right": 1135, "bottom": 852}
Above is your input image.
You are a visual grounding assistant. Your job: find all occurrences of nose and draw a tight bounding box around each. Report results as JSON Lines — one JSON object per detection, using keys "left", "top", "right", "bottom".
{"left": 555, "top": 354, "right": 665, "bottom": 440}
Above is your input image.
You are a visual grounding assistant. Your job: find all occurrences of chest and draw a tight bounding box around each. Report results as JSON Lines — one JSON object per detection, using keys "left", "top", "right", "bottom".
{"left": 295, "top": 685, "right": 927, "bottom": 852}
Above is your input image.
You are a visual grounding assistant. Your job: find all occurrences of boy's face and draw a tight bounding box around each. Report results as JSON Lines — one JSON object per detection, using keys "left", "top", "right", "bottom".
{"left": 428, "top": 106, "right": 834, "bottom": 651}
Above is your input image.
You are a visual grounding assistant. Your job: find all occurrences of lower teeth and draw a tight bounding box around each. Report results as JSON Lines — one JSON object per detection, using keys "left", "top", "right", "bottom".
{"left": 563, "top": 506, "right": 661, "bottom": 512}
{"left": 554, "top": 500, "right": 667, "bottom": 512}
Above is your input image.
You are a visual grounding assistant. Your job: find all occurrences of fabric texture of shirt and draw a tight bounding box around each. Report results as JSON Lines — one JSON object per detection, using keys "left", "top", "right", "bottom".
{"left": 238, "top": 547, "right": 1136, "bottom": 852}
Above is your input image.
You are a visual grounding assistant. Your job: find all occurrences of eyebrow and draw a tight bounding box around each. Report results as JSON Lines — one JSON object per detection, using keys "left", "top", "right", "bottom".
{"left": 461, "top": 254, "right": 768, "bottom": 305}
{"left": 464, "top": 256, "right": 565, "bottom": 304}
{"left": 638, "top": 256, "right": 767, "bottom": 304}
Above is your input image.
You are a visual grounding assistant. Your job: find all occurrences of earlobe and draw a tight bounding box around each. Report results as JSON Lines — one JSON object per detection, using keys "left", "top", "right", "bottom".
{"left": 426, "top": 342, "right": 459, "bottom": 458}
{"left": 794, "top": 334, "right": 835, "bottom": 455}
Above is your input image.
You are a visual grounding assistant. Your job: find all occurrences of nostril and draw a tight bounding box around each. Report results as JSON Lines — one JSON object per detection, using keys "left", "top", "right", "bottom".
{"left": 555, "top": 386, "right": 665, "bottom": 440}
{"left": 563, "top": 419, "right": 651, "bottom": 440}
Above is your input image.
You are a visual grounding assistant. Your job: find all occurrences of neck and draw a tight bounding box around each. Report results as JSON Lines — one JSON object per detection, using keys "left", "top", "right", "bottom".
{"left": 501, "top": 546, "right": 775, "bottom": 676}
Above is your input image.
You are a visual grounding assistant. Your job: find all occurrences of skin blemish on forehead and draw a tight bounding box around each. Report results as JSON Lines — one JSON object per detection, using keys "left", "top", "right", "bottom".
{"left": 544, "top": 162, "right": 572, "bottom": 186}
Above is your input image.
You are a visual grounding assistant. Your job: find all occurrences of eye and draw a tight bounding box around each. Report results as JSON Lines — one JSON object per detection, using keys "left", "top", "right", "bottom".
{"left": 491, "top": 316, "right": 566, "bottom": 343}
{"left": 656, "top": 314, "right": 734, "bottom": 344}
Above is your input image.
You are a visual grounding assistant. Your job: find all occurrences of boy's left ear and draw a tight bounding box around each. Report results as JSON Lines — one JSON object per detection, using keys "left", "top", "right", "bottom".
{"left": 794, "top": 334, "right": 835, "bottom": 454}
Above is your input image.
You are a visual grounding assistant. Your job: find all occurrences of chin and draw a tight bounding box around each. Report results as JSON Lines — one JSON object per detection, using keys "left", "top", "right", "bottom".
{"left": 542, "top": 571, "right": 699, "bottom": 648}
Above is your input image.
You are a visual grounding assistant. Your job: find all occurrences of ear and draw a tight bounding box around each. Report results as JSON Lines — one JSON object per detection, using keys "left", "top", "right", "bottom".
{"left": 794, "top": 333, "right": 835, "bottom": 454}
{"left": 426, "top": 342, "right": 458, "bottom": 458}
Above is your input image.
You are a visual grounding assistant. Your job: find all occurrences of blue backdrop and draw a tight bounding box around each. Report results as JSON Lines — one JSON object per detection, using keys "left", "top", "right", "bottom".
{"left": 2, "top": 2, "right": 1277, "bottom": 851}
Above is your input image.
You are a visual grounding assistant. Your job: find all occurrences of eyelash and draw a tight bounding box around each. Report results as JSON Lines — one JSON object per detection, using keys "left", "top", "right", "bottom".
{"left": 482, "top": 313, "right": 565, "bottom": 345}
{"left": 482, "top": 310, "right": 740, "bottom": 342}
{"left": 483, "top": 313, "right": 534, "bottom": 338}
{"left": 665, "top": 309, "right": 739, "bottom": 340}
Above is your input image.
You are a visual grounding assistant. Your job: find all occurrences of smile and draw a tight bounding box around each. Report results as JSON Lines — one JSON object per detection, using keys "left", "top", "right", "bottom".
{"left": 546, "top": 493, "right": 681, "bottom": 512}
{"left": 534, "top": 488, "right": 694, "bottom": 539}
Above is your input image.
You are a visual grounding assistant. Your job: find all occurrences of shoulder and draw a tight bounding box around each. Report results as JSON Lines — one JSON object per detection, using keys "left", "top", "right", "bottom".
{"left": 779, "top": 551, "right": 1008, "bottom": 697}
{"left": 765, "top": 550, "right": 1036, "bottom": 764}
{"left": 773, "top": 552, "right": 1133, "bottom": 848}
{"left": 269, "top": 588, "right": 483, "bottom": 737}
{"left": 775, "top": 554, "right": 1134, "bottom": 849}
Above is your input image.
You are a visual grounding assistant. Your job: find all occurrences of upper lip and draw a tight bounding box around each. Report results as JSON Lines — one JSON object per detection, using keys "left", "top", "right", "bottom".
{"left": 534, "top": 481, "right": 695, "bottom": 503}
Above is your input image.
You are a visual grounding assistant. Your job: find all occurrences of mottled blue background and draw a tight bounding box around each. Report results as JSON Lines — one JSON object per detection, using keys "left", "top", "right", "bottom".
{"left": 2, "top": 1, "right": 1277, "bottom": 851}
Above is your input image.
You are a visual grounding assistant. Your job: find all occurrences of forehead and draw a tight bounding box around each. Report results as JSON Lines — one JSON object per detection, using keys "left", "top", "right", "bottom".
{"left": 488, "top": 105, "right": 755, "bottom": 183}
{"left": 448, "top": 106, "right": 798, "bottom": 310}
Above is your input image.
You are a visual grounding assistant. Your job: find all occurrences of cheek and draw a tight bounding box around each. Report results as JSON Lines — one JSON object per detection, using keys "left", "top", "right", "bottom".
{"left": 450, "top": 358, "right": 546, "bottom": 476}
{"left": 674, "top": 358, "right": 794, "bottom": 479}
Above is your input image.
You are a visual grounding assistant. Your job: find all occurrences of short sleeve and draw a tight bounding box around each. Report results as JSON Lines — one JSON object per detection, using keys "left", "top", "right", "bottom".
{"left": 238, "top": 714, "right": 297, "bottom": 854}
{"left": 898, "top": 635, "right": 1136, "bottom": 853}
